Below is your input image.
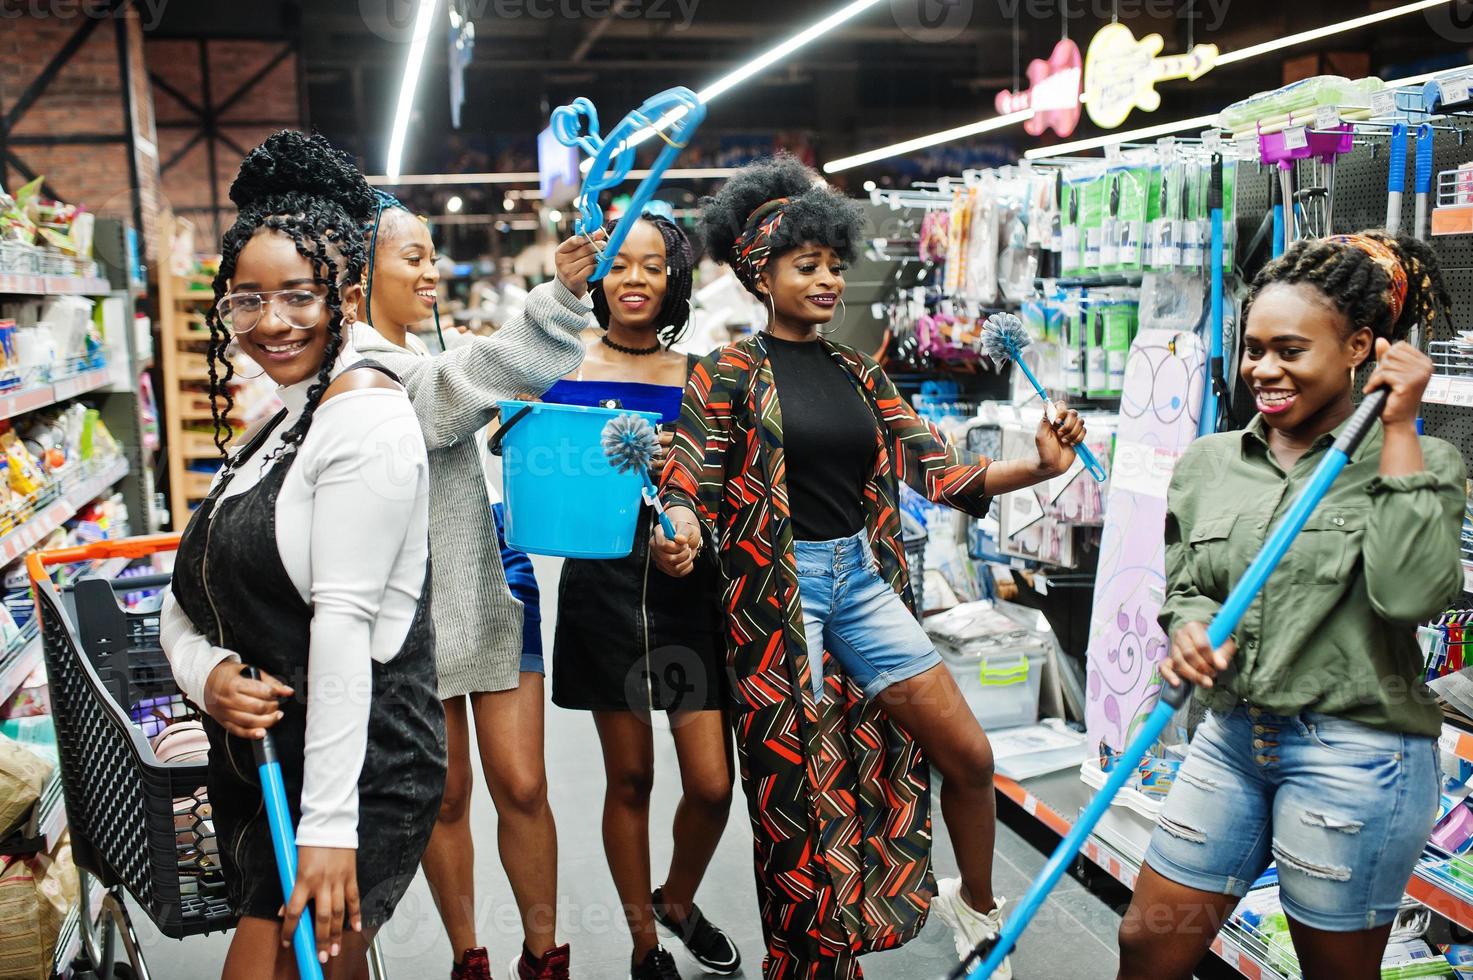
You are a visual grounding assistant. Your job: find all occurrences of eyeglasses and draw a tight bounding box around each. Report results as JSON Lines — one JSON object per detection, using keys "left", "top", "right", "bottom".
{"left": 215, "top": 288, "right": 328, "bottom": 336}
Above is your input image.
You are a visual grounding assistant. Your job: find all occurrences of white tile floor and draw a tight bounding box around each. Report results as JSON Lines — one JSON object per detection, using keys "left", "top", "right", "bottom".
{"left": 123, "top": 555, "right": 1123, "bottom": 979}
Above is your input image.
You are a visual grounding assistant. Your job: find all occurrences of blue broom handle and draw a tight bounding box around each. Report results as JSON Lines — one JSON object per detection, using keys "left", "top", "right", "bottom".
{"left": 243, "top": 668, "right": 324, "bottom": 980}
{"left": 1010, "top": 355, "right": 1108, "bottom": 483}
{"left": 641, "top": 471, "right": 678, "bottom": 539}
{"left": 967, "top": 389, "right": 1387, "bottom": 980}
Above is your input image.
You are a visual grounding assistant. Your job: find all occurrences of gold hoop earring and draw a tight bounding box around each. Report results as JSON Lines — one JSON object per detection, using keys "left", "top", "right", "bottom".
{"left": 762, "top": 291, "right": 775, "bottom": 326}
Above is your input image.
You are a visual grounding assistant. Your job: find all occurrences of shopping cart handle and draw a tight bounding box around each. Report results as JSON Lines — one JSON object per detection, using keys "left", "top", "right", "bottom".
{"left": 27, "top": 533, "right": 182, "bottom": 585}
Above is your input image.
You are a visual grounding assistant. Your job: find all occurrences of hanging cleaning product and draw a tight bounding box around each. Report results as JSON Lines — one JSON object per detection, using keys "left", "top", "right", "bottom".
{"left": 1116, "top": 165, "right": 1150, "bottom": 274}
{"left": 1079, "top": 171, "right": 1106, "bottom": 275}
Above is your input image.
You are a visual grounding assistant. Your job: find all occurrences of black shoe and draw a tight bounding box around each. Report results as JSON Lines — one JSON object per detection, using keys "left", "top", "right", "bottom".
{"left": 630, "top": 945, "right": 683, "bottom": 980}
{"left": 652, "top": 888, "right": 742, "bottom": 976}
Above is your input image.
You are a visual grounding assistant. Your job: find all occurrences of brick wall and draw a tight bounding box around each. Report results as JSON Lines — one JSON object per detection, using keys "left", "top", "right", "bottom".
{"left": 148, "top": 38, "right": 303, "bottom": 245}
{"left": 0, "top": 8, "right": 163, "bottom": 259}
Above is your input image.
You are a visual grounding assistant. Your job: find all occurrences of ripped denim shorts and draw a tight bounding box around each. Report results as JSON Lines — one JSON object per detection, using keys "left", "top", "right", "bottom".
{"left": 1143, "top": 704, "right": 1438, "bottom": 932}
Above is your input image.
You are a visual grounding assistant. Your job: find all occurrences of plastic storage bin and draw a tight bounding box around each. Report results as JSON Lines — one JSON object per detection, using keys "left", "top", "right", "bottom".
{"left": 945, "top": 644, "right": 1048, "bottom": 731}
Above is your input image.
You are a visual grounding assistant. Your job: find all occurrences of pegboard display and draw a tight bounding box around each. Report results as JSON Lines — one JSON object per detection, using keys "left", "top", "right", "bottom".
{"left": 1231, "top": 112, "right": 1473, "bottom": 465}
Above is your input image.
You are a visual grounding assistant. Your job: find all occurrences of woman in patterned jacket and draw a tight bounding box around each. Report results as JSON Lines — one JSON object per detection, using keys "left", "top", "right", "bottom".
{"left": 652, "top": 156, "right": 1086, "bottom": 980}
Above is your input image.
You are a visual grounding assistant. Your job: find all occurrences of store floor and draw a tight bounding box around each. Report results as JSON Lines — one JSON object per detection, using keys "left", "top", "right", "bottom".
{"left": 128, "top": 555, "right": 1124, "bottom": 979}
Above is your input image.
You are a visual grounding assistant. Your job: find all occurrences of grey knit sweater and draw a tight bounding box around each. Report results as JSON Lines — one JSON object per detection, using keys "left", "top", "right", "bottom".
{"left": 351, "top": 279, "right": 589, "bottom": 698}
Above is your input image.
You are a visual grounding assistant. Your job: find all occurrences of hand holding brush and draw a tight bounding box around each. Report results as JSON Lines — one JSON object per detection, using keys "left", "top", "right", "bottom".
{"left": 979, "top": 313, "right": 1108, "bottom": 483}
{"left": 602, "top": 413, "right": 679, "bottom": 541}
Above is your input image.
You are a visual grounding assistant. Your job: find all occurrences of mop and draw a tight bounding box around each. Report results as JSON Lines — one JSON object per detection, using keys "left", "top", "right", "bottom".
{"left": 958, "top": 386, "right": 1390, "bottom": 980}
{"left": 1410, "top": 123, "right": 1434, "bottom": 350}
{"left": 1199, "top": 156, "right": 1226, "bottom": 437}
{"left": 242, "top": 666, "right": 324, "bottom": 980}
{"left": 979, "top": 313, "right": 1108, "bottom": 483}
{"left": 602, "top": 413, "right": 679, "bottom": 540}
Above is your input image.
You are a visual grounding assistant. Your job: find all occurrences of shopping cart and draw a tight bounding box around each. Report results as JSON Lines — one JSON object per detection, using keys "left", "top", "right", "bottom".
{"left": 27, "top": 535, "right": 388, "bottom": 979}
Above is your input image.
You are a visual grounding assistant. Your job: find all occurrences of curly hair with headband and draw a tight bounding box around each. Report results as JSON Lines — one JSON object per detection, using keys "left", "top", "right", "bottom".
{"left": 698, "top": 154, "right": 864, "bottom": 299}
{"left": 1246, "top": 230, "right": 1450, "bottom": 343}
{"left": 206, "top": 131, "right": 376, "bottom": 456}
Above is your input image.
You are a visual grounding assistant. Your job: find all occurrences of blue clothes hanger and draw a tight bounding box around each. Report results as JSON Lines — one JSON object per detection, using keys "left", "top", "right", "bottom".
{"left": 551, "top": 87, "right": 706, "bottom": 282}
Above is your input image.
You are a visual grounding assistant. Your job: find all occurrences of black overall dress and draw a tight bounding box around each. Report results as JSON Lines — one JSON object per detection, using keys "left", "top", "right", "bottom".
{"left": 170, "top": 364, "right": 446, "bottom": 926}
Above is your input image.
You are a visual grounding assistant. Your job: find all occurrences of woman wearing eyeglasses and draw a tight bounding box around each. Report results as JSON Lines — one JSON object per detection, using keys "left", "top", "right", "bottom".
{"left": 160, "top": 131, "right": 444, "bottom": 978}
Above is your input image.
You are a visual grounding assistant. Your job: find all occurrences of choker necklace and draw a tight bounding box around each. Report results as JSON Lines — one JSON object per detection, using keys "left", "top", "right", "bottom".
{"left": 601, "top": 335, "right": 662, "bottom": 356}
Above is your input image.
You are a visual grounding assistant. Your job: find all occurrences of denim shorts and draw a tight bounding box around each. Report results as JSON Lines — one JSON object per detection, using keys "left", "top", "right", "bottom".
{"left": 793, "top": 529, "right": 941, "bottom": 699}
{"left": 492, "top": 503, "right": 544, "bottom": 675}
{"left": 1144, "top": 704, "right": 1438, "bottom": 932}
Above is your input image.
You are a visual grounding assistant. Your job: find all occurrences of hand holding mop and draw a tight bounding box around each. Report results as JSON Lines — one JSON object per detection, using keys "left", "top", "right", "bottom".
{"left": 242, "top": 667, "right": 324, "bottom": 980}
{"left": 957, "top": 387, "right": 1389, "bottom": 980}
{"left": 979, "top": 313, "right": 1107, "bottom": 483}
{"left": 602, "top": 413, "right": 679, "bottom": 541}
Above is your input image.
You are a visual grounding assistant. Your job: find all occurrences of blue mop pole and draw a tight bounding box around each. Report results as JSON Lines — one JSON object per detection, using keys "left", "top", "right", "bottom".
{"left": 244, "top": 667, "right": 324, "bottom": 980}
{"left": 1270, "top": 176, "right": 1284, "bottom": 260}
{"left": 1199, "top": 156, "right": 1225, "bottom": 438}
{"left": 964, "top": 388, "right": 1388, "bottom": 980}
{"left": 1008, "top": 354, "right": 1109, "bottom": 483}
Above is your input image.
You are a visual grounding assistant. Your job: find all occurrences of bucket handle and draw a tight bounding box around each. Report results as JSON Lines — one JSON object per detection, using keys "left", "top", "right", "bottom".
{"left": 488, "top": 405, "right": 535, "bottom": 457}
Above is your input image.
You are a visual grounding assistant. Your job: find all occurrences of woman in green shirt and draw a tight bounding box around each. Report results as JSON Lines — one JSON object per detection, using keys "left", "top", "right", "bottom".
{"left": 1117, "top": 231, "right": 1464, "bottom": 980}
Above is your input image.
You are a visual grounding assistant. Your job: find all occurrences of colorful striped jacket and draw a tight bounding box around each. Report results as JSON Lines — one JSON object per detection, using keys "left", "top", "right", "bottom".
{"left": 660, "top": 334, "right": 993, "bottom": 980}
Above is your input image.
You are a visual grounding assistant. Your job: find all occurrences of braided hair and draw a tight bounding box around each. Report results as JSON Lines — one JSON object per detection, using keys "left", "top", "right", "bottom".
{"left": 589, "top": 214, "right": 695, "bottom": 348}
{"left": 698, "top": 154, "right": 863, "bottom": 298}
{"left": 207, "top": 131, "right": 375, "bottom": 456}
{"left": 1246, "top": 230, "right": 1450, "bottom": 344}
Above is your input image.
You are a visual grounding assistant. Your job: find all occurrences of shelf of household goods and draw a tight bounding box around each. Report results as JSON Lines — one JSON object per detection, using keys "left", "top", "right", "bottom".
{"left": 0, "top": 272, "right": 112, "bottom": 298}
{"left": 0, "top": 363, "right": 113, "bottom": 424}
{"left": 0, "top": 455, "right": 129, "bottom": 567}
{"left": 994, "top": 770, "right": 1290, "bottom": 980}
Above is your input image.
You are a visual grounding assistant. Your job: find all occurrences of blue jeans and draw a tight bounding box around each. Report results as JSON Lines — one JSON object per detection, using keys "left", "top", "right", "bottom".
{"left": 1144, "top": 704, "right": 1438, "bottom": 931}
{"left": 793, "top": 530, "right": 941, "bottom": 699}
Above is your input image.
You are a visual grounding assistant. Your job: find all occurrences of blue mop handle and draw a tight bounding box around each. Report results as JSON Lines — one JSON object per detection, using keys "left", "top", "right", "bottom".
{"left": 1009, "top": 353, "right": 1107, "bottom": 483}
{"left": 1270, "top": 177, "right": 1284, "bottom": 260}
{"left": 1200, "top": 158, "right": 1225, "bottom": 439}
{"left": 243, "top": 668, "right": 324, "bottom": 980}
{"left": 967, "top": 389, "right": 1387, "bottom": 980}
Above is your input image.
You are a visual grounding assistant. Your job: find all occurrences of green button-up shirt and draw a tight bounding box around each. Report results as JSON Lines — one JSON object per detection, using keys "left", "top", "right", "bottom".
{"left": 1160, "top": 415, "right": 1467, "bottom": 736}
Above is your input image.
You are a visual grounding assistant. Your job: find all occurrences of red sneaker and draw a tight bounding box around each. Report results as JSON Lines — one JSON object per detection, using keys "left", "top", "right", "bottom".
{"left": 453, "top": 948, "right": 493, "bottom": 980}
{"left": 510, "top": 943, "right": 570, "bottom": 980}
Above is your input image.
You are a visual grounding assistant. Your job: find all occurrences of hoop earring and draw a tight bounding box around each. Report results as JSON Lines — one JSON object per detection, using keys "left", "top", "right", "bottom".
{"left": 819, "top": 298, "right": 848, "bottom": 337}
{"left": 225, "top": 340, "right": 267, "bottom": 380}
{"left": 763, "top": 291, "right": 776, "bottom": 327}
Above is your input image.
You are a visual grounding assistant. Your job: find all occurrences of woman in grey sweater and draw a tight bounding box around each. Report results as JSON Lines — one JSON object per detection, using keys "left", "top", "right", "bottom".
{"left": 351, "top": 200, "right": 595, "bottom": 980}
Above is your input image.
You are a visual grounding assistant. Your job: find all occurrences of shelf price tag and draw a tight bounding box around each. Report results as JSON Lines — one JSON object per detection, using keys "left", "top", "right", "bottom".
{"left": 1442, "top": 76, "right": 1471, "bottom": 107}
{"left": 1371, "top": 89, "right": 1397, "bottom": 117}
{"left": 1284, "top": 125, "right": 1309, "bottom": 151}
{"left": 1314, "top": 106, "right": 1341, "bottom": 130}
{"left": 1426, "top": 376, "right": 1453, "bottom": 403}
{"left": 1200, "top": 130, "right": 1222, "bottom": 151}
{"left": 1234, "top": 133, "right": 1259, "bottom": 161}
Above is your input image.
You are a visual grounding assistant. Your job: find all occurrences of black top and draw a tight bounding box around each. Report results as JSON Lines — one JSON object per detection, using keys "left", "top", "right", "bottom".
{"left": 763, "top": 334, "right": 878, "bottom": 541}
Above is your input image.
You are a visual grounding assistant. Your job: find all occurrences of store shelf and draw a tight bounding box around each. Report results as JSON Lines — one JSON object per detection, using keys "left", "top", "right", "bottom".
{"left": 0, "top": 364, "right": 112, "bottom": 423}
{"left": 51, "top": 875, "right": 106, "bottom": 979}
{"left": 0, "top": 625, "right": 41, "bottom": 706}
{"left": 0, "top": 456, "right": 129, "bottom": 566}
{"left": 0, "top": 273, "right": 111, "bottom": 297}
{"left": 1408, "top": 855, "right": 1473, "bottom": 932}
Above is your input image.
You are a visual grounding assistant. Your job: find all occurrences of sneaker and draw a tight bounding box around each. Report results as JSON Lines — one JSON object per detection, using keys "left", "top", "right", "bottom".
{"left": 933, "top": 877, "right": 1011, "bottom": 980}
{"left": 510, "top": 943, "right": 570, "bottom": 980}
{"left": 630, "top": 945, "right": 683, "bottom": 980}
{"left": 452, "top": 947, "right": 494, "bottom": 980}
{"left": 651, "top": 887, "right": 742, "bottom": 975}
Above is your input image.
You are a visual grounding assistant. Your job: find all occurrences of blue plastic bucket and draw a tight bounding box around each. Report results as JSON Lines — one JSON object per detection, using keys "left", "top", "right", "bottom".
{"left": 493, "top": 400, "right": 660, "bottom": 559}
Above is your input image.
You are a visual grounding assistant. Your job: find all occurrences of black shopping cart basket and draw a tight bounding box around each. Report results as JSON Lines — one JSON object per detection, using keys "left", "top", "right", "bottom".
{"left": 28, "top": 535, "right": 234, "bottom": 977}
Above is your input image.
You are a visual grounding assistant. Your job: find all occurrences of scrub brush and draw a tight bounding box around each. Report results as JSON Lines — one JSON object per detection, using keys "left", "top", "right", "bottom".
{"left": 979, "top": 312, "right": 1107, "bottom": 482}
{"left": 601, "top": 413, "right": 679, "bottom": 539}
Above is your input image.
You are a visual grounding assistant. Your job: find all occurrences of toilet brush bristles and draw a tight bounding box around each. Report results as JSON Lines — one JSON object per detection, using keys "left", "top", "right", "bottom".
{"left": 602, "top": 413, "right": 661, "bottom": 474}
{"left": 979, "top": 312, "right": 1032, "bottom": 366}
{"left": 601, "top": 413, "right": 679, "bottom": 540}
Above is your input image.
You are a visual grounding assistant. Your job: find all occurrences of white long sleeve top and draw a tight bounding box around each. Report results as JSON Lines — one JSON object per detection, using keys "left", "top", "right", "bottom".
{"left": 160, "top": 346, "right": 431, "bottom": 849}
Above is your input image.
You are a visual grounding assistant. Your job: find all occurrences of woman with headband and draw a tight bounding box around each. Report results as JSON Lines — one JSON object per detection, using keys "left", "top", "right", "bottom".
{"left": 654, "top": 156, "right": 1086, "bottom": 979}
{"left": 351, "top": 193, "right": 589, "bottom": 980}
{"left": 1116, "top": 231, "right": 1463, "bottom": 979}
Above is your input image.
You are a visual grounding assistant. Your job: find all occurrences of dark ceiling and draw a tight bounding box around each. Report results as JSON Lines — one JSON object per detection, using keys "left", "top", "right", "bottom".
{"left": 151, "top": 0, "right": 1473, "bottom": 189}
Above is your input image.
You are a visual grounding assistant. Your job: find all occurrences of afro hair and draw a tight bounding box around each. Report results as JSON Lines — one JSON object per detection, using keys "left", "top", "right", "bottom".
{"left": 229, "top": 130, "right": 377, "bottom": 229}
{"left": 698, "top": 154, "right": 865, "bottom": 297}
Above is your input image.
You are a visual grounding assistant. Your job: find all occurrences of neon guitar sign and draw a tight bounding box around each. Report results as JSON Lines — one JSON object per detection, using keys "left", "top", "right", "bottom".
{"left": 1083, "top": 24, "right": 1217, "bottom": 130}
{"left": 995, "top": 39, "right": 1083, "bottom": 139}
{"left": 551, "top": 86, "right": 706, "bottom": 282}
